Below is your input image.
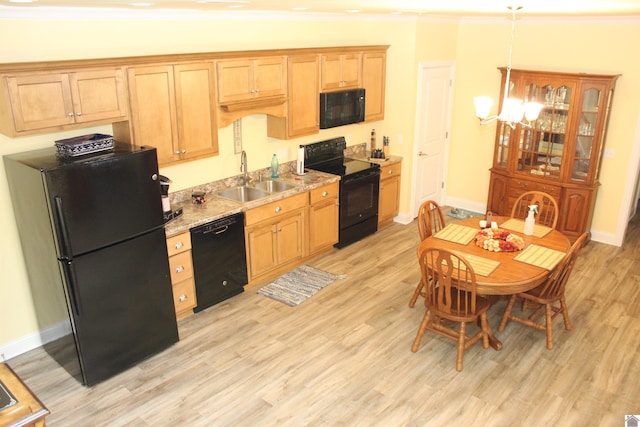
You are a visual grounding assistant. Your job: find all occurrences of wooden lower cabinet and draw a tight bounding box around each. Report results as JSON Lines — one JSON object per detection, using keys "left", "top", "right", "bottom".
{"left": 166, "top": 231, "right": 197, "bottom": 319}
{"left": 308, "top": 182, "right": 339, "bottom": 255}
{"left": 245, "top": 192, "right": 307, "bottom": 284}
{"left": 378, "top": 161, "right": 402, "bottom": 227}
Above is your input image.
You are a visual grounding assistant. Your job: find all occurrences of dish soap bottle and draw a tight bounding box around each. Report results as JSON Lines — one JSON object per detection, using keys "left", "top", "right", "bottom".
{"left": 524, "top": 204, "right": 538, "bottom": 236}
{"left": 270, "top": 154, "right": 279, "bottom": 178}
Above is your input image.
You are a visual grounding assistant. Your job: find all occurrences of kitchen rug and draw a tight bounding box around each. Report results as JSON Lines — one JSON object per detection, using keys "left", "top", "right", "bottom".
{"left": 257, "top": 265, "right": 346, "bottom": 307}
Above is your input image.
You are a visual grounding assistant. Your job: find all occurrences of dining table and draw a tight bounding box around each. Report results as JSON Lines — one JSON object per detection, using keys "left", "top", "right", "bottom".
{"left": 417, "top": 215, "right": 571, "bottom": 350}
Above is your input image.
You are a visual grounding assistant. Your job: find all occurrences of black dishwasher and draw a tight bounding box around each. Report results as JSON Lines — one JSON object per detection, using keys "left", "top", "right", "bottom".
{"left": 190, "top": 212, "right": 247, "bottom": 312}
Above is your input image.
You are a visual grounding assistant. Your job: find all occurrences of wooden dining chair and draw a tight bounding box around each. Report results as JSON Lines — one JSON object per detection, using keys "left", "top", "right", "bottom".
{"left": 498, "top": 232, "right": 589, "bottom": 349}
{"left": 511, "top": 191, "right": 559, "bottom": 229}
{"left": 409, "top": 200, "right": 446, "bottom": 308}
{"left": 417, "top": 199, "right": 446, "bottom": 241}
{"left": 411, "top": 247, "right": 492, "bottom": 371}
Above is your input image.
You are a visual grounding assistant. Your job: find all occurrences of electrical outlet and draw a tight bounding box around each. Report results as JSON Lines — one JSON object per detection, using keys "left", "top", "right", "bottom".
{"left": 397, "top": 134, "right": 403, "bottom": 145}
{"left": 233, "top": 119, "right": 242, "bottom": 154}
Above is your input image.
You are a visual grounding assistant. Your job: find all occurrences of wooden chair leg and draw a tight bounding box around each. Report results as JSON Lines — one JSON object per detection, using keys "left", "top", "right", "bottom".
{"left": 408, "top": 278, "right": 424, "bottom": 308}
{"left": 411, "top": 310, "right": 431, "bottom": 352}
{"left": 456, "top": 322, "right": 466, "bottom": 371}
{"left": 498, "top": 295, "right": 517, "bottom": 332}
{"left": 545, "top": 303, "right": 554, "bottom": 350}
{"left": 480, "top": 313, "right": 490, "bottom": 349}
{"left": 560, "top": 297, "right": 572, "bottom": 330}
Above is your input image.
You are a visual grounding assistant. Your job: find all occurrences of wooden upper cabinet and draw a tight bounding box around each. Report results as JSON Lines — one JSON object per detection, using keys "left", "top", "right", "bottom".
{"left": 216, "top": 56, "right": 287, "bottom": 104}
{"left": 267, "top": 54, "right": 320, "bottom": 140}
{"left": 1, "top": 68, "right": 128, "bottom": 135}
{"left": 362, "top": 51, "right": 386, "bottom": 122}
{"left": 320, "top": 53, "right": 362, "bottom": 91}
{"left": 126, "top": 62, "right": 218, "bottom": 166}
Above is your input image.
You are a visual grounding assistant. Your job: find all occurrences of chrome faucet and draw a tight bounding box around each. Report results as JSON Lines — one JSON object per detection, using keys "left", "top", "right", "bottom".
{"left": 240, "top": 150, "right": 249, "bottom": 185}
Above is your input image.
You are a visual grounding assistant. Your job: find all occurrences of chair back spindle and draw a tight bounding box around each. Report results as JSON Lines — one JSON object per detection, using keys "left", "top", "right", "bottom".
{"left": 511, "top": 191, "right": 559, "bottom": 229}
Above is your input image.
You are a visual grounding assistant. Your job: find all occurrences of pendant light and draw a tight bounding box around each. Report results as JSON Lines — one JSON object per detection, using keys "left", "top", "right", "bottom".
{"left": 474, "top": 6, "right": 543, "bottom": 129}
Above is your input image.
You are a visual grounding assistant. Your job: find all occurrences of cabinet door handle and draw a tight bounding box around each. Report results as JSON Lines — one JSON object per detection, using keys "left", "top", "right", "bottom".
{"left": 388, "top": 170, "right": 393, "bottom": 175}
{"left": 175, "top": 265, "right": 184, "bottom": 273}
{"left": 179, "top": 294, "right": 187, "bottom": 302}
{"left": 174, "top": 242, "right": 183, "bottom": 250}
{"left": 275, "top": 206, "right": 282, "bottom": 213}
{"left": 322, "top": 191, "right": 328, "bottom": 197}
{"left": 76, "top": 112, "right": 82, "bottom": 116}
{"left": 67, "top": 112, "right": 74, "bottom": 117}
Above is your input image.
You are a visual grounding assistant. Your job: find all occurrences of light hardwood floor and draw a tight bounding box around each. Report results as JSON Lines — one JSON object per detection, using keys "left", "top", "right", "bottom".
{"left": 7, "top": 208, "right": 640, "bottom": 426}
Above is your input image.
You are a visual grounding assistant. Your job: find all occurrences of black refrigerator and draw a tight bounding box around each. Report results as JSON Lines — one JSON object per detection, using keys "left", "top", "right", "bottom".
{"left": 4, "top": 143, "right": 179, "bottom": 386}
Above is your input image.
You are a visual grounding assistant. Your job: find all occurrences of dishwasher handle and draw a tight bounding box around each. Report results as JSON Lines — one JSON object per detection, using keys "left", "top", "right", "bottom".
{"left": 191, "top": 212, "right": 243, "bottom": 236}
{"left": 204, "top": 225, "right": 228, "bottom": 235}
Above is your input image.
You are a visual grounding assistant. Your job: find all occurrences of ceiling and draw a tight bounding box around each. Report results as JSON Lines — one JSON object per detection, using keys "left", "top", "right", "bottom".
{"left": 2, "top": 0, "right": 640, "bottom": 18}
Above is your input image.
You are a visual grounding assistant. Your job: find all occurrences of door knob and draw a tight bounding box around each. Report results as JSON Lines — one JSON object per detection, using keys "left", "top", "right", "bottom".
{"left": 418, "top": 151, "right": 428, "bottom": 156}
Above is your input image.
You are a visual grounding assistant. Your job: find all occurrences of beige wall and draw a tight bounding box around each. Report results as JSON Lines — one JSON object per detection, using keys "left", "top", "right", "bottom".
{"left": 1, "top": 13, "right": 638, "bottom": 357}
{"left": 449, "top": 19, "right": 640, "bottom": 238}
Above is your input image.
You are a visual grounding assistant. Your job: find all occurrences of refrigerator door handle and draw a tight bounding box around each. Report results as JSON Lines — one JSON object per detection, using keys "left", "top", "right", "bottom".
{"left": 54, "top": 196, "right": 73, "bottom": 258}
{"left": 61, "top": 260, "right": 82, "bottom": 317}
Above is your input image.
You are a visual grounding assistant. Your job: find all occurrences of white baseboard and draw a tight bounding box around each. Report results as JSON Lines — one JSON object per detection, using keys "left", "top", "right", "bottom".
{"left": 1, "top": 320, "right": 71, "bottom": 362}
{"left": 393, "top": 212, "right": 414, "bottom": 225}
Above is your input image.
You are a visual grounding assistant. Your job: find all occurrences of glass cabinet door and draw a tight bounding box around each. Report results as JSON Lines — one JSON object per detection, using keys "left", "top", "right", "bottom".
{"left": 571, "top": 87, "right": 601, "bottom": 182}
{"left": 494, "top": 123, "right": 511, "bottom": 168}
{"left": 516, "top": 83, "right": 571, "bottom": 179}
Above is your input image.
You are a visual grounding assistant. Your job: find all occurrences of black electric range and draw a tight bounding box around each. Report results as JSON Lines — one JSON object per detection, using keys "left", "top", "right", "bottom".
{"left": 304, "top": 137, "right": 381, "bottom": 248}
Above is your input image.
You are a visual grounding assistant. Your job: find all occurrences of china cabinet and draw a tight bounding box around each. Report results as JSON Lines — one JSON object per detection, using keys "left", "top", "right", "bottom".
{"left": 486, "top": 68, "right": 619, "bottom": 242}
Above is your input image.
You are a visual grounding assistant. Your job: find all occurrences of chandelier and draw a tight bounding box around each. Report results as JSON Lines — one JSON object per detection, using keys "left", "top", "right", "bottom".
{"left": 474, "top": 6, "right": 543, "bottom": 129}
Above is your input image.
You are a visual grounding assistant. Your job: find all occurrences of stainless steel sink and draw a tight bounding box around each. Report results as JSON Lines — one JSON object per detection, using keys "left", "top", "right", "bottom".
{"left": 217, "top": 186, "right": 269, "bottom": 202}
{"left": 252, "top": 180, "right": 296, "bottom": 193}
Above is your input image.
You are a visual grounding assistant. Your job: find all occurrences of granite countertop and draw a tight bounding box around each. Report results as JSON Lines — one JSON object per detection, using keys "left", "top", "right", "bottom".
{"left": 164, "top": 167, "right": 340, "bottom": 237}
{"left": 164, "top": 148, "right": 402, "bottom": 237}
{"left": 344, "top": 144, "right": 402, "bottom": 166}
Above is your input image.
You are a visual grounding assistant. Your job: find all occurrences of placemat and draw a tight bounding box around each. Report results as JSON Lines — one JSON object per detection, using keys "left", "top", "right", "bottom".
{"left": 433, "top": 223, "right": 478, "bottom": 245}
{"left": 449, "top": 251, "right": 500, "bottom": 277}
{"left": 500, "top": 218, "right": 552, "bottom": 238}
{"left": 514, "top": 244, "right": 566, "bottom": 270}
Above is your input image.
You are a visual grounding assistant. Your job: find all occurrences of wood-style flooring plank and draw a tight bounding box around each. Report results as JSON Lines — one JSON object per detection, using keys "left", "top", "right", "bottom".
{"left": 6, "top": 207, "right": 640, "bottom": 426}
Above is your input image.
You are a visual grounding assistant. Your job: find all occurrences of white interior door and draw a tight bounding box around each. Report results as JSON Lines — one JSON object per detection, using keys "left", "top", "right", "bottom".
{"left": 412, "top": 61, "right": 454, "bottom": 218}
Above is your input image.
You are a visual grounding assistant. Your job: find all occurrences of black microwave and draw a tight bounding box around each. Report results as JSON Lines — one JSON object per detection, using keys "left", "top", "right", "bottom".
{"left": 319, "top": 88, "right": 365, "bottom": 129}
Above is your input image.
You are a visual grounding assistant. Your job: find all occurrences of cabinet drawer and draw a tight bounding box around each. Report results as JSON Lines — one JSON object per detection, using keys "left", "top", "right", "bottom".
{"left": 245, "top": 192, "right": 307, "bottom": 226}
{"left": 166, "top": 232, "right": 192, "bottom": 256}
{"left": 510, "top": 179, "right": 561, "bottom": 198}
{"left": 309, "top": 182, "right": 339, "bottom": 204}
{"left": 380, "top": 162, "right": 401, "bottom": 180}
{"left": 168, "top": 250, "right": 194, "bottom": 283}
{"left": 172, "top": 277, "right": 196, "bottom": 314}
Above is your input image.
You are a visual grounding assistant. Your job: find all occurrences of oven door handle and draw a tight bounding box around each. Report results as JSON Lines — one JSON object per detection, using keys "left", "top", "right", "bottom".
{"left": 342, "top": 168, "right": 381, "bottom": 185}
